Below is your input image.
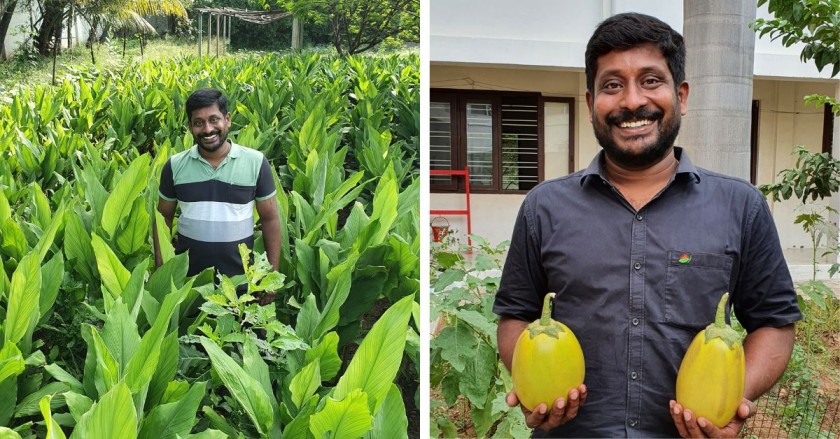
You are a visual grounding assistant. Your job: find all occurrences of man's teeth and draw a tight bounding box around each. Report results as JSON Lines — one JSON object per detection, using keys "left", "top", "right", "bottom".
{"left": 619, "top": 120, "right": 653, "bottom": 128}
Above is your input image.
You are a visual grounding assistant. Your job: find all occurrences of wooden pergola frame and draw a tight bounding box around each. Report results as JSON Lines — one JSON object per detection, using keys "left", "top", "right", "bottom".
{"left": 194, "top": 7, "right": 292, "bottom": 58}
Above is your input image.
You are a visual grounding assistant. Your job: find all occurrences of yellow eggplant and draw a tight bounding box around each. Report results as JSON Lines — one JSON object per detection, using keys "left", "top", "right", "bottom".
{"left": 512, "top": 292, "right": 585, "bottom": 411}
{"left": 676, "top": 292, "right": 745, "bottom": 428}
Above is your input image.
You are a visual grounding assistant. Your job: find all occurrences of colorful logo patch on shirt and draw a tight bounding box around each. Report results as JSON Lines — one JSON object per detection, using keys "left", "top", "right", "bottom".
{"left": 678, "top": 253, "right": 692, "bottom": 264}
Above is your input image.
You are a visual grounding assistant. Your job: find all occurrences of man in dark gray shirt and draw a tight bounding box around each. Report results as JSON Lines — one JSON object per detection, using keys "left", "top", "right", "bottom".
{"left": 493, "top": 12, "right": 801, "bottom": 438}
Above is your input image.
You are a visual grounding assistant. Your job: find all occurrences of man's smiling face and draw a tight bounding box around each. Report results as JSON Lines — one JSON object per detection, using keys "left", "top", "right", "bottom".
{"left": 189, "top": 104, "right": 231, "bottom": 154}
{"left": 586, "top": 42, "right": 689, "bottom": 168}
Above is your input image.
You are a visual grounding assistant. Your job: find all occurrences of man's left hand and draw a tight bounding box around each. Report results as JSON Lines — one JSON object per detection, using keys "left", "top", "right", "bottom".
{"left": 670, "top": 398, "right": 756, "bottom": 438}
{"left": 256, "top": 291, "right": 276, "bottom": 306}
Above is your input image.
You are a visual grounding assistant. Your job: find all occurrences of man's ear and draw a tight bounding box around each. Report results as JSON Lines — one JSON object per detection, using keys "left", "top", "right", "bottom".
{"left": 678, "top": 82, "right": 689, "bottom": 116}
{"left": 585, "top": 90, "right": 594, "bottom": 123}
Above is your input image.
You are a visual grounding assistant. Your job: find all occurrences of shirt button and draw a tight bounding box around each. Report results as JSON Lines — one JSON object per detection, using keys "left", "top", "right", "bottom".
{"left": 636, "top": 214, "right": 643, "bottom": 221}
{"left": 634, "top": 262, "right": 641, "bottom": 270}
{"left": 631, "top": 371, "right": 638, "bottom": 380}
{"left": 629, "top": 419, "right": 638, "bottom": 427}
{"left": 632, "top": 318, "right": 640, "bottom": 326}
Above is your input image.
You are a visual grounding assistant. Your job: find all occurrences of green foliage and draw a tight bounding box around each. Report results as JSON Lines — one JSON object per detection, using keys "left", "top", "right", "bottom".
{"left": 0, "top": 49, "right": 419, "bottom": 437}
{"left": 283, "top": 0, "right": 420, "bottom": 55}
{"left": 752, "top": 0, "right": 840, "bottom": 77}
{"left": 430, "top": 236, "right": 531, "bottom": 438}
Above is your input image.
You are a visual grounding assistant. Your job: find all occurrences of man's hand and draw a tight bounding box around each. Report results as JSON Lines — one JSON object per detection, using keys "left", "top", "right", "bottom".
{"left": 670, "top": 398, "right": 756, "bottom": 438}
{"left": 256, "top": 291, "right": 276, "bottom": 306}
{"left": 507, "top": 384, "right": 587, "bottom": 432}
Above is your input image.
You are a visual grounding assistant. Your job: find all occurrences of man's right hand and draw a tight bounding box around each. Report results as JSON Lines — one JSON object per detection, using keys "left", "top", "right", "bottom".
{"left": 506, "top": 384, "right": 588, "bottom": 431}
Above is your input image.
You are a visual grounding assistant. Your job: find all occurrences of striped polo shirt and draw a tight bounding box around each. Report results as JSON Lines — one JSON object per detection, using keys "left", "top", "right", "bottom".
{"left": 159, "top": 142, "right": 276, "bottom": 277}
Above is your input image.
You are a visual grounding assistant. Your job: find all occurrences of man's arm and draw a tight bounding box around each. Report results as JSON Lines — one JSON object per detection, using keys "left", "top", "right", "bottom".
{"left": 672, "top": 323, "right": 795, "bottom": 438}
{"left": 153, "top": 199, "right": 177, "bottom": 268}
{"left": 498, "top": 316, "right": 529, "bottom": 372}
{"left": 256, "top": 196, "right": 281, "bottom": 272}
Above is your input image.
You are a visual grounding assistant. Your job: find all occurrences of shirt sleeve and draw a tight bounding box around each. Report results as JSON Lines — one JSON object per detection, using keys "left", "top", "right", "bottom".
{"left": 732, "top": 191, "right": 802, "bottom": 333}
{"left": 159, "top": 160, "right": 176, "bottom": 201}
{"left": 492, "top": 196, "right": 548, "bottom": 323}
{"left": 255, "top": 156, "right": 277, "bottom": 201}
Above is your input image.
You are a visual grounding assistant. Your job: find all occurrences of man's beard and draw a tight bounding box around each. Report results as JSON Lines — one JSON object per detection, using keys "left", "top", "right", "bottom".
{"left": 197, "top": 131, "right": 228, "bottom": 153}
{"left": 593, "top": 106, "right": 680, "bottom": 169}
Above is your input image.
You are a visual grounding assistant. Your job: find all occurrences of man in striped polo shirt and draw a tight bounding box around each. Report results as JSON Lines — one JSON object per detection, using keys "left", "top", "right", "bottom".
{"left": 153, "top": 88, "right": 281, "bottom": 296}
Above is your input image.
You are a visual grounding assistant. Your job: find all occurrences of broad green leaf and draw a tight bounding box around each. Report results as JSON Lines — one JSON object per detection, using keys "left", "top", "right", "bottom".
{"left": 338, "top": 265, "right": 388, "bottom": 326}
{"left": 116, "top": 197, "right": 150, "bottom": 256}
{"left": 4, "top": 254, "right": 41, "bottom": 345}
{"left": 310, "top": 389, "right": 373, "bottom": 439}
{"left": 184, "top": 430, "right": 228, "bottom": 439}
{"left": 72, "top": 382, "right": 137, "bottom": 439}
{"left": 281, "top": 395, "right": 318, "bottom": 439}
{"left": 137, "top": 381, "right": 206, "bottom": 439}
{"left": 122, "top": 258, "right": 149, "bottom": 317}
{"left": 199, "top": 337, "right": 273, "bottom": 435}
{"left": 38, "top": 252, "right": 64, "bottom": 325}
{"left": 146, "top": 252, "right": 188, "bottom": 303}
{"left": 39, "top": 395, "right": 67, "bottom": 439}
{"left": 459, "top": 340, "right": 497, "bottom": 409}
{"left": 124, "top": 281, "right": 190, "bottom": 393}
{"left": 313, "top": 254, "right": 359, "bottom": 340}
{"left": 44, "top": 364, "right": 84, "bottom": 393}
{"left": 304, "top": 331, "right": 341, "bottom": 381}
{"left": 102, "top": 154, "right": 151, "bottom": 239}
{"left": 33, "top": 202, "right": 65, "bottom": 264}
{"left": 433, "top": 323, "right": 478, "bottom": 373}
{"left": 295, "top": 293, "right": 319, "bottom": 342}
{"left": 86, "top": 325, "right": 119, "bottom": 395}
{"left": 0, "top": 378, "right": 16, "bottom": 426}
{"left": 0, "top": 191, "right": 10, "bottom": 229}
{"left": 364, "top": 384, "right": 407, "bottom": 439}
{"left": 13, "top": 382, "right": 69, "bottom": 418}
{"left": 62, "top": 392, "right": 93, "bottom": 423}
{"left": 0, "top": 343, "right": 24, "bottom": 383}
{"left": 367, "top": 166, "right": 399, "bottom": 246}
{"left": 290, "top": 359, "right": 320, "bottom": 410}
{"left": 455, "top": 309, "right": 499, "bottom": 348}
{"left": 1, "top": 220, "right": 27, "bottom": 262}
{"left": 0, "top": 427, "right": 21, "bottom": 439}
{"left": 243, "top": 336, "right": 275, "bottom": 409}
{"left": 64, "top": 210, "right": 95, "bottom": 283}
{"left": 146, "top": 332, "right": 179, "bottom": 408}
{"left": 201, "top": 406, "right": 239, "bottom": 439}
{"left": 334, "top": 295, "right": 413, "bottom": 413}
{"left": 31, "top": 183, "right": 52, "bottom": 230}
{"left": 90, "top": 232, "right": 130, "bottom": 300}
{"left": 154, "top": 211, "right": 175, "bottom": 265}
{"left": 101, "top": 299, "right": 140, "bottom": 378}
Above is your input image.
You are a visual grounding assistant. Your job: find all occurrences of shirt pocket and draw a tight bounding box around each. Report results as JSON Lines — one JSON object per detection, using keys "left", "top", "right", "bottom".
{"left": 662, "top": 250, "right": 733, "bottom": 330}
{"left": 225, "top": 184, "right": 255, "bottom": 204}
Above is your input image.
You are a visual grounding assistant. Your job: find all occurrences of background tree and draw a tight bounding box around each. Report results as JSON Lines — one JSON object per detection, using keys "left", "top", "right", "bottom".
{"left": 285, "top": 0, "right": 419, "bottom": 55}
{"left": 681, "top": 0, "right": 757, "bottom": 180}
{"left": 752, "top": 0, "right": 840, "bottom": 115}
{"left": 0, "top": 0, "right": 18, "bottom": 59}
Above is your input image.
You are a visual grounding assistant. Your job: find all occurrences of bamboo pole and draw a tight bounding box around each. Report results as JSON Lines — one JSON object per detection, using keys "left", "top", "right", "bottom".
{"left": 207, "top": 14, "right": 211, "bottom": 55}
{"left": 198, "top": 13, "right": 202, "bottom": 59}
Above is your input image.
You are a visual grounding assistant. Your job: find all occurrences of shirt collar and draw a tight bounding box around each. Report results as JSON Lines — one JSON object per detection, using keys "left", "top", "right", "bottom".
{"left": 580, "top": 146, "right": 701, "bottom": 186}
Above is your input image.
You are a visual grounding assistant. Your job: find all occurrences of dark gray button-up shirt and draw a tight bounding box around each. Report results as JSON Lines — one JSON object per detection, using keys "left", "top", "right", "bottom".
{"left": 494, "top": 147, "right": 801, "bottom": 438}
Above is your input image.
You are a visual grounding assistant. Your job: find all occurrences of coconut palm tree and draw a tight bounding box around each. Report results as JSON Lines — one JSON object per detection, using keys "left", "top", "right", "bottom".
{"left": 76, "top": 0, "right": 188, "bottom": 62}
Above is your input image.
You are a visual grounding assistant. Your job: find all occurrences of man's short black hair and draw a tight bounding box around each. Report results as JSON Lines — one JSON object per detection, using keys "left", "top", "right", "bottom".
{"left": 585, "top": 12, "right": 686, "bottom": 92}
{"left": 185, "top": 88, "right": 229, "bottom": 121}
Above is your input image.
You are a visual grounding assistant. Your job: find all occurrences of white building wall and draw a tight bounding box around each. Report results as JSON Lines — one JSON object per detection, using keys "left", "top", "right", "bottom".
{"left": 3, "top": 4, "right": 91, "bottom": 57}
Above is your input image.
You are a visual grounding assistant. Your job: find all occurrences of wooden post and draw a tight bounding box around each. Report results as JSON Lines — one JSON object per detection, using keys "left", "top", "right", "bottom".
{"left": 207, "top": 13, "right": 211, "bottom": 55}
{"left": 215, "top": 13, "right": 220, "bottom": 56}
{"left": 198, "top": 13, "right": 202, "bottom": 59}
{"left": 221, "top": 14, "right": 226, "bottom": 54}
